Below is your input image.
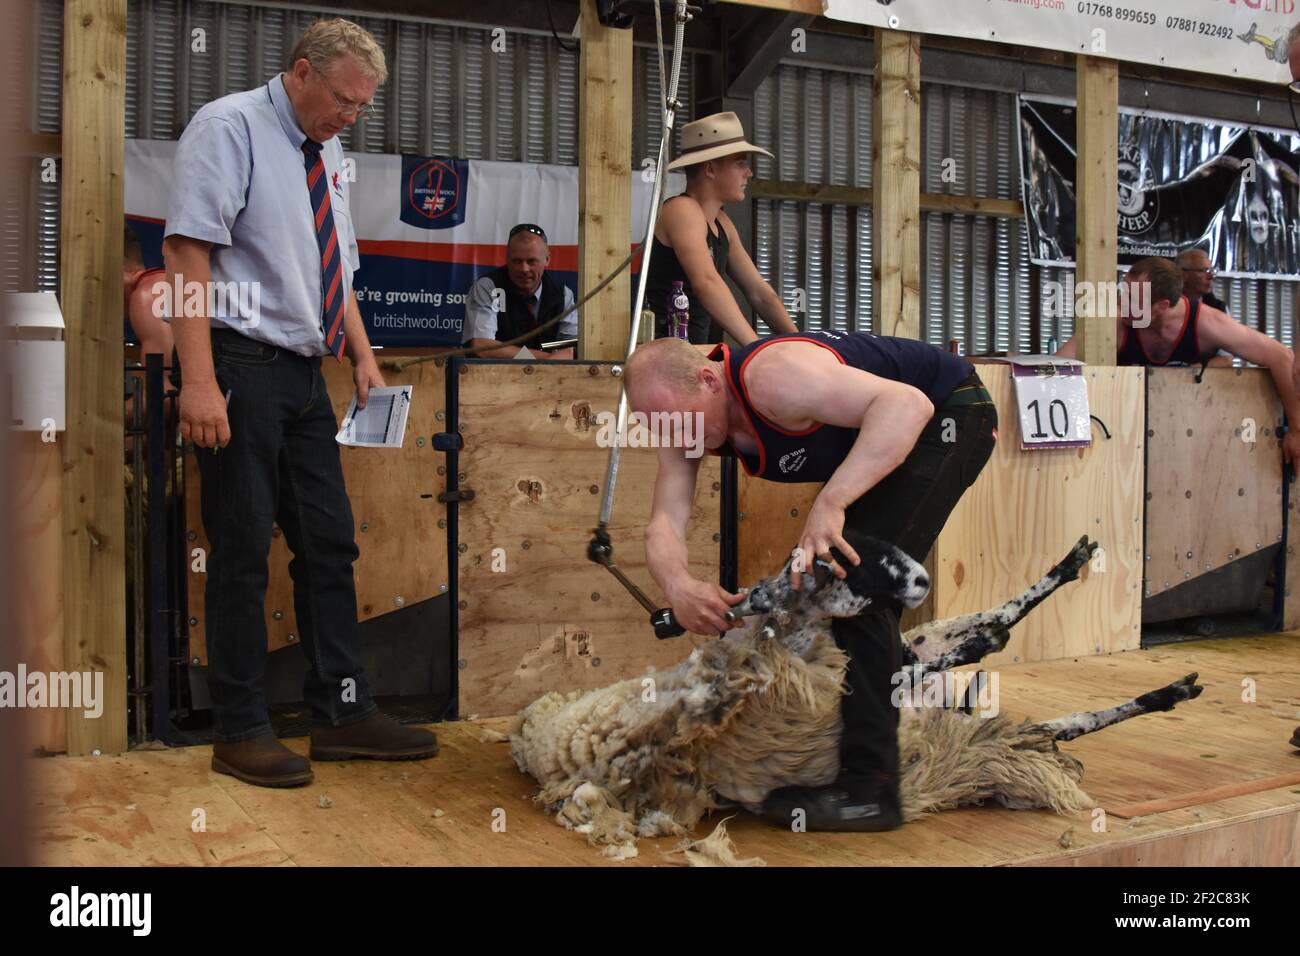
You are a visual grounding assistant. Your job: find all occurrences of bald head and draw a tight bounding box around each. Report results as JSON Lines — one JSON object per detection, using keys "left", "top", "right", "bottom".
{"left": 624, "top": 337, "right": 732, "bottom": 452}
{"left": 624, "top": 337, "right": 713, "bottom": 409}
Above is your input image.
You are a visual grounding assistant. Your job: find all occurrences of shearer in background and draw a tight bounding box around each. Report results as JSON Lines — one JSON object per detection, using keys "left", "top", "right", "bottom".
{"left": 1056, "top": 257, "right": 1300, "bottom": 475}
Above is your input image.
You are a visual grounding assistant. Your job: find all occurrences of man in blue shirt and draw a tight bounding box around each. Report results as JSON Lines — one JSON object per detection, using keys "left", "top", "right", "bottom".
{"left": 164, "top": 19, "right": 438, "bottom": 787}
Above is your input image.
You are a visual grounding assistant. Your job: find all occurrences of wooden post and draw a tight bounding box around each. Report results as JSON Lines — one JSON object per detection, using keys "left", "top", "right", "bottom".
{"left": 577, "top": 0, "right": 633, "bottom": 362}
{"left": 61, "top": 0, "right": 128, "bottom": 755}
{"left": 873, "top": 29, "right": 921, "bottom": 340}
{"left": 1075, "top": 54, "right": 1119, "bottom": 366}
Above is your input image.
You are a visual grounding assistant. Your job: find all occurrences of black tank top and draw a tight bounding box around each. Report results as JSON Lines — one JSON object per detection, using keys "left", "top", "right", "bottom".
{"left": 707, "top": 330, "right": 973, "bottom": 483}
{"left": 1117, "top": 295, "right": 1211, "bottom": 366}
{"left": 646, "top": 195, "right": 731, "bottom": 344}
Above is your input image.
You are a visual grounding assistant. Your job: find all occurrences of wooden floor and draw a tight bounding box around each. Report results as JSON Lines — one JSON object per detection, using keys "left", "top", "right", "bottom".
{"left": 28, "top": 634, "right": 1300, "bottom": 866}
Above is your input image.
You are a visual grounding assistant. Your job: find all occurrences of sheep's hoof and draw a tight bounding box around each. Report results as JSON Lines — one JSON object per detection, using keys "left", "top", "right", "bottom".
{"left": 1135, "top": 672, "right": 1203, "bottom": 713}
{"left": 1053, "top": 535, "right": 1099, "bottom": 584}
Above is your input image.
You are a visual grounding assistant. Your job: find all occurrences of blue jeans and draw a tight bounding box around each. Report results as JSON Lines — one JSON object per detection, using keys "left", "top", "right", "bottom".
{"left": 195, "top": 328, "right": 377, "bottom": 742}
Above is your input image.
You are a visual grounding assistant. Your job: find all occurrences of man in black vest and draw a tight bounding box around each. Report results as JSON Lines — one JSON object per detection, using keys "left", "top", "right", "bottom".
{"left": 461, "top": 223, "right": 577, "bottom": 359}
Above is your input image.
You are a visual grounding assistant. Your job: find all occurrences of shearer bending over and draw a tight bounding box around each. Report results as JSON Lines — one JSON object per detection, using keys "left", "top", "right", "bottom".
{"left": 624, "top": 332, "right": 997, "bottom": 832}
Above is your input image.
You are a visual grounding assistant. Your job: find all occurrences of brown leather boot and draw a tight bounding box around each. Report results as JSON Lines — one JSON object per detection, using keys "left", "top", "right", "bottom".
{"left": 212, "top": 733, "right": 313, "bottom": 788}
{"left": 310, "top": 712, "right": 439, "bottom": 761}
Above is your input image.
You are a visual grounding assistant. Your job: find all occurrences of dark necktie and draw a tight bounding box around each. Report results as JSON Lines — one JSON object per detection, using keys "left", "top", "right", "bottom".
{"left": 302, "top": 139, "right": 346, "bottom": 360}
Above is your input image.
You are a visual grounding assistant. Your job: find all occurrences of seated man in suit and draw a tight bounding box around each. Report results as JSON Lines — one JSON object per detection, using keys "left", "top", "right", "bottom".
{"left": 461, "top": 223, "right": 576, "bottom": 359}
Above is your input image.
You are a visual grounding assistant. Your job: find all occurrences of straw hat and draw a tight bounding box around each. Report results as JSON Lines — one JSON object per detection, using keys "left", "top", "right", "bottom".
{"left": 667, "top": 111, "right": 774, "bottom": 171}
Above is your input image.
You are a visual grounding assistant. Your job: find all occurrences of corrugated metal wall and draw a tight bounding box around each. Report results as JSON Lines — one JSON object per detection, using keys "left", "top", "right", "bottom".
{"left": 920, "top": 82, "right": 1033, "bottom": 355}
{"left": 25, "top": 0, "right": 690, "bottom": 291}
{"left": 119, "top": 0, "right": 593, "bottom": 159}
{"left": 23, "top": 0, "right": 1298, "bottom": 353}
{"left": 753, "top": 64, "right": 874, "bottom": 335}
{"left": 751, "top": 64, "right": 1035, "bottom": 348}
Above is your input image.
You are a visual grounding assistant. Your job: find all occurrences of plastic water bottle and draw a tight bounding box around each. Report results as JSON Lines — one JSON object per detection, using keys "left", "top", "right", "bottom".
{"left": 668, "top": 280, "right": 690, "bottom": 340}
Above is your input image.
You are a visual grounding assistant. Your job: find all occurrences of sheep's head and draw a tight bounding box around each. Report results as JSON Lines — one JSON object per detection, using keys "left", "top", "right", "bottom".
{"left": 814, "top": 530, "right": 930, "bottom": 614}
{"left": 732, "top": 530, "right": 930, "bottom": 632}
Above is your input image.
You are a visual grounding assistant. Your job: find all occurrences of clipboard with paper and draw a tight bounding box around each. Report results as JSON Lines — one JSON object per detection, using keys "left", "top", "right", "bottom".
{"left": 335, "top": 385, "right": 413, "bottom": 449}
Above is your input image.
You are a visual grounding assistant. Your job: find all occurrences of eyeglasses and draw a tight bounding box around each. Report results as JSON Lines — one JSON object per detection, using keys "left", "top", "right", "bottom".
{"left": 312, "top": 63, "right": 374, "bottom": 119}
{"left": 509, "top": 223, "right": 548, "bottom": 242}
{"left": 1186, "top": 267, "right": 1216, "bottom": 276}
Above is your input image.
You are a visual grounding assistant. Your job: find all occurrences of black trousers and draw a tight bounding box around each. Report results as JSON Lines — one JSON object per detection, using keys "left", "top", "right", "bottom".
{"left": 194, "top": 329, "right": 377, "bottom": 742}
{"left": 833, "top": 370, "right": 998, "bottom": 788}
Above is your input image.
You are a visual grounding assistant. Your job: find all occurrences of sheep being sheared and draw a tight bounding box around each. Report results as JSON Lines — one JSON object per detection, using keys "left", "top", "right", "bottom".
{"left": 510, "top": 534, "right": 1203, "bottom": 857}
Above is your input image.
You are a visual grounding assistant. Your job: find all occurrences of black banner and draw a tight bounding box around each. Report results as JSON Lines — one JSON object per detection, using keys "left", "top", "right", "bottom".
{"left": 1019, "top": 97, "right": 1300, "bottom": 278}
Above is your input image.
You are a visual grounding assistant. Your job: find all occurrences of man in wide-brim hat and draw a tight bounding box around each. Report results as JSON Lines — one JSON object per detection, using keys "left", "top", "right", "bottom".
{"left": 646, "top": 111, "right": 799, "bottom": 344}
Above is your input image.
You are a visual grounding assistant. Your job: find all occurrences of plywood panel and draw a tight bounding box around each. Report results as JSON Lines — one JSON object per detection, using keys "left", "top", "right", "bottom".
{"left": 929, "top": 366, "right": 1146, "bottom": 663}
{"left": 1145, "top": 368, "right": 1284, "bottom": 602}
{"left": 12, "top": 434, "right": 65, "bottom": 754}
{"left": 736, "top": 473, "right": 822, "bottom": 584}
{"left": 457, "top": 362, "right": 720, "bottom": 716}
{"left": 186, "top": 358, "right": 447, "bottom": 663}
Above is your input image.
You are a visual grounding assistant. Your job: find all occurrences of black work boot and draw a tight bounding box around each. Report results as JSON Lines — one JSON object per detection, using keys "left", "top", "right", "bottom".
{"left": 1290, "top": 726, "right": 1300, "bottom": 750}
{"left": 760, "top": 774, "right": 903, "bottom": 833}
{"left": 310, "top": 711, "right": 439, "bottom": 761}
{"left": 212, "top": 733, "right": 314, "bottom": 788}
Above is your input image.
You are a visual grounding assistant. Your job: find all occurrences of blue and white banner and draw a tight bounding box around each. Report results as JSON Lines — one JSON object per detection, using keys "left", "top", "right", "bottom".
{"left": 125, "top": 139, "right": 681, "bottom": 347}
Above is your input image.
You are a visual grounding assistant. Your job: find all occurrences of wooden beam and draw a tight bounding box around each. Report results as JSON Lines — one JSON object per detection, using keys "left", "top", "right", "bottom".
{"left": 920, "top": 192, "right": 1023, "bottom": 219}
{"left": 1075, "top": 54, "right": 1119, "bottom": 366}
{"left": 577, "top": 0, "right": 633, "bottom": 362}
{"left": 872, "top": 29, "right": 921, "bottom": 339}
{"left": 61, "top": 0, "right": 127, "bottom": 756}
{"left": 750, "top": 178, "right": 1024, "bottom": 219}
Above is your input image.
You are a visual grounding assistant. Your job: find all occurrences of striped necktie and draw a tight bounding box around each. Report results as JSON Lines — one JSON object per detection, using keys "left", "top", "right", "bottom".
{"left": 302, "top": 139, "right": 346, "bottom": 360}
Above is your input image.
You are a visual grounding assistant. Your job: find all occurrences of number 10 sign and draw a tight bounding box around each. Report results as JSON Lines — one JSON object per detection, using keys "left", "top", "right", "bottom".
{"left": 1010, "top": 362, "right": 1091, "bottom": 450}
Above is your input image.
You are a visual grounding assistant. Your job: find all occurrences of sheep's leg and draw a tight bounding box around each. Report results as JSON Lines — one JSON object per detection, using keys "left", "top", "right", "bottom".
{"left": 901, "top": 535, "right": 1097, "bottom": 669}
{"left": 917, "top": 626, "right": 1012, "bottom": 676}
{"left": 1034, "top": 673, "right": 1203, "bottom": 742}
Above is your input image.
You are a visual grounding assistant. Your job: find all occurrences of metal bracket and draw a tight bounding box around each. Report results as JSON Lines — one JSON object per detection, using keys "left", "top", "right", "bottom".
{"left": 432, "top": 432, "right": 463, "bottom": 451}
{"left": 438, "top": 489, "right": 475, "bottom": 503}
